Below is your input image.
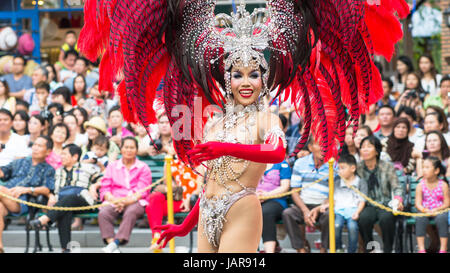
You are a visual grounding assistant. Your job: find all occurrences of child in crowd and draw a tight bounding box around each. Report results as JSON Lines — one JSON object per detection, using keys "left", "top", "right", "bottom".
{"left": 56, "top": 31, "right": 79, "bottom": 72}
{"left": 82, "top": 135, "right": 109, "bottom": 172}
{"left": 333, "top": 154, "right": 367, "bottom": 253}
{"left": 415, "top": 156, "right": 449, "bottom": 253}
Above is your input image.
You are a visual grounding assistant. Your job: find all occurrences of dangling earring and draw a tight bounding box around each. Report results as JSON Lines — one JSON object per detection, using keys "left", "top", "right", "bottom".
{"left": 224, "top": 71, "right": 234, "bottom": 113}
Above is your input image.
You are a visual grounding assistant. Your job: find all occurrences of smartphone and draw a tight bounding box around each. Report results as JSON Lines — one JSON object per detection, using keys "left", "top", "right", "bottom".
{"left": 422, "top": 150, "right": 429, "bottom": 159}
{"left": 111, "top": 128, "right": 117, "bottom": 136}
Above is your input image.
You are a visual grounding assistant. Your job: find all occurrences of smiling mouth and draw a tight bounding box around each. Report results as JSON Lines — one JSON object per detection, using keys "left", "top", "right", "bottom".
{"left": 239, "top": 89, "right": 253, "bottom": 98}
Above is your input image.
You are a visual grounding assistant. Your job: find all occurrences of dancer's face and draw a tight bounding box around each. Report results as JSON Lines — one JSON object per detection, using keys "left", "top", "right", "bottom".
{"left": 230, "top": 64, "right": 263, "bottom": 106}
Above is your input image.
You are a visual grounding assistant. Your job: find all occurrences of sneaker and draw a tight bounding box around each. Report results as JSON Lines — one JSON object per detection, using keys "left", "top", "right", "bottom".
{"left": 102, "top": 242, "right": 119, "bottom": 253}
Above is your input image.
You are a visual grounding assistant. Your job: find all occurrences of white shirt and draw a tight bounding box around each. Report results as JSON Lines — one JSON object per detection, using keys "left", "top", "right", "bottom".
{"left": 0, "top": 132, "right": 31, "bottom": 167}
{"left": 421, "top": 74, "right": 442, "bottom": 97}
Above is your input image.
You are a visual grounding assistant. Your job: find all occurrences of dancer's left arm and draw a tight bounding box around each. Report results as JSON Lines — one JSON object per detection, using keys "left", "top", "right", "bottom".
{"left": 188, "top": 113, "right": 286, "bottom": 165}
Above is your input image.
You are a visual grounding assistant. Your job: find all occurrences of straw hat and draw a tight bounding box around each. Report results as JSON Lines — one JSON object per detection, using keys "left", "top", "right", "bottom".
{"left": 0, "top": 55, "right": 13, "bottom": 74}
{"left": 0, "top": 27, "right": 17, "bottom": 51}
{"left": 84, "top": 116, "right": 107, "bottom": 135}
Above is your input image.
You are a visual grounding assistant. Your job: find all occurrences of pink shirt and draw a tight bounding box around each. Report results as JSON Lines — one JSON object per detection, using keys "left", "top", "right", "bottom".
{"left": 46, "top": 151, "right": 62, "bottom": 170}
{"left": 100, "top": 158, "right": 152, "bottom": 206}
{"left": 107, "top": 127, "right": 135, "bottom": 138}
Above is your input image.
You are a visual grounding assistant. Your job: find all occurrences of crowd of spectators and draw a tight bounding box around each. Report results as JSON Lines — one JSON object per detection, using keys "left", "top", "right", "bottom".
{"left": 0, "top": 30, "right": 448, "bottom": 254}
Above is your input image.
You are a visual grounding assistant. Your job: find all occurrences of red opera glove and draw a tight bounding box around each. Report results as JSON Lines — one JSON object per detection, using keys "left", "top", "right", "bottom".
{"left": 155, "top": 197, "right": 200, "bottom": 248}
{"left": 186, "top": 136, "right": 286, "bottom": 165}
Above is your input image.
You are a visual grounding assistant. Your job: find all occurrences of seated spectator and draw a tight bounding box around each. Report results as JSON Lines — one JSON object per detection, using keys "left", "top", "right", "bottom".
{"left": 0, "top": 136, "right": 55, "bottom": 253}
{"left": 97, "top": 137, "right": 152, "bottom": 253}
{"left": 0, "top": 109, "right": 30, "bottom": 167}
{"left": 373, "top": 105, "right": 395, "bottom": 140}
{"left": 28, "top": 81, "right": 51, "bottom": 115}
{"left": 83, "top": 82, "right": 119, "bottom": 119}
{"left": 51, "top": 86, "right": 73, "bottom": 113}
{"left": 70, "top": 74, "right": 88, "bottom": 107}
{"left": 2, "top": 55, "right": 32, "bottom": 95}
{"left": 23, "top": 66, "right": 51, "bottom": 108}
{"left": 282, "top": 137, "right": 332, "bottom": 253}
{"left": 286, "top": 121, "right": 303, "bottom": 166}
{"left": 147, "top": 111, "right": 174, "bottom": 157}
{"left": 416, "top": 131, "right": 450, "bottom": 178}
{"left": 15, "top": 98, "right": 29, "bottom": 113}
{"left": 353, "top": 125, "right": 391, "bottom": 163}
{"left": 333, "top": 154, "right": 367, "bottom": 253}
{"left": 381, "top": 117, "right": 420, "bottom": 174}
{"left": 63, "top": 113, "right": 88, "bottom": 147}
{"left": 357, "top": 135, "right": 404, "bottom": 253}
{"left": 131, "top": 123, "right": 153, "bottom": 157}
{"left": 58, "top": 49, "right": 78, "bottom": 83}
{"left": 26, "top": 114, "right": 46, "bottom": 149}
{"left": 47, "top": 123, "right": 70, "bottom": 170}
{"left": 425, "top": 106, "right": 450, "bottom": 138}
{"left": 69, "top": 107, "right": 88, "bottom": 134}
{"left": 0, "top": 79, "right": 16, "bottom": 114}
{"left": 44, "top": 64, "right": 63, "bottom": 93}
{"left": 416, "top": 112, "right": 450, "bottom": 152}
{"left": 340, "top": 125, "right": 357, "bottom": 157}
{"left": 378, "top": 77, "right": 397, "bottom": 108}
{"left": 82, "top": 135, "right": 109, "bottom": 172}
{"left": 424, "top": 76, "right": 450, "bottom": 112}
{"left": 30, "top": 144, "right": 103, "bottom": 253}
{"left": 256, "top": 159, "right": 291, "bottom": 253}
{"left": 107, "top": 105, "right": 135, "bottom": 147}
{"left": 64, "top": 57, "right": 97, "bottom": 93}
{"left": 83, "top": 116, "right": 120, "bottom": 162}
{"left": 414, "top": 156, "right": 449, "bottom": 253}
{"left": 12, "top": 110, "right": 29, "bottom": 136}
{"left": 397, "top": 105, "right": 424, "bottom": 144}
{"left": 364, "top": 104, "right": 379, "bottom": 133}
{"left": 46, "top": 102, "right": 64, "bottom": 125}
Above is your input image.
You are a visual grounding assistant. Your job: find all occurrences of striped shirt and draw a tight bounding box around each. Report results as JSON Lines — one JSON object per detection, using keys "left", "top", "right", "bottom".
{"left": 291, "top": 154, "right": 337, "bottom": 205}
{"left": 54, "top": 163, "right": 103, "bottom": 195}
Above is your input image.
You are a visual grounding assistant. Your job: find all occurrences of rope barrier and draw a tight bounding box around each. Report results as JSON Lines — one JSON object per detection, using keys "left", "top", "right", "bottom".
{"left": 258, "top": 176, "right": 326, "bottom": 200}
{"left": 0, "top": 177, "right": 164, "bottom": 211}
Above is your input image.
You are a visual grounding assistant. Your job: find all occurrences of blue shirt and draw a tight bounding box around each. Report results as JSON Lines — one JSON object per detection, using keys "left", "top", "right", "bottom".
{"left": 2, "top": 74, "right": 33, "bottom": 93}
{"left": 291, "top": 154, "right": 337, "bottom": 205}
{"left": 1, "top": 157, "right": 55, "bottom": 191}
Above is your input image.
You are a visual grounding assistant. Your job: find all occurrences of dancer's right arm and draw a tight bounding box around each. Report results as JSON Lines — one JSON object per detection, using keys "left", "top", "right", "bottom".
{"left": 155, "top": 197, "right": 200, "bottom": 248}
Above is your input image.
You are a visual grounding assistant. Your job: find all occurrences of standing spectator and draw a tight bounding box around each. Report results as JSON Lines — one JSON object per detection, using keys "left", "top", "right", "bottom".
{"left": 98, "top": 137, "right": 152, "bottom": 253}
{"left": 256, "top": 160, "right": 291, "bottom": 253}
{"left": 47, "top": 123, "right": 70, "bottom": 170}
{"left": 0, "top": 136, "right": 55, "bottom": 253}
{"left": 83, "top": 116, "right": 120, "bottom": 162}
{"left": 30, "top": 144, "right": 102, "bottom": 253}
{"left": 364, "top": 104, "right": 379, "bottom": 133}
{"left": 333, "top": 154, "right": 367, "bottom": 253}
{"left": 147, "top": 111, "right": 175, "bottom": 157}
{"left": 107, "top": 106, "right": 135, "bottom": 147}
{"left": 414, "top": 156, "right": 449, "bottom": 253}
{"left": 390, "top": 55, "right": 414, "bottom": 96}
{"left": 357, "top": 135, "right": 404, "bottom": 253}
{"left": 378, "top": 77, "right": 397, "bottom": 108}
{"left": 51, "top": 86, "right": 73, "bottom": 113}
{"left": 2, "top": 55, "right": 32, "bottom": 95}
{"left": 12, "top": 110, "right": 29, "bottom": 136}
{"left": 0, "top": 80, "right": 16, "bottom": 114}
{"left": 282, "top": 138, "right": 331, "bottom": 253}
{"left": 416, "top": 131, "right": 450, "bottom": 178}
{"left": 63, "top": 113, "right": 88, "bottom": 147}
{"left": 381, "top": 117, "right": 419, "bottom": 174}
{"left": 56, "top": 31, "right": 79, "bottom": 73}
{"left": 70, "top": 74, "right": 88, "bottom": 107}
{"left": 0, "top": 109, "right": 30, "bottom": 167}
{"left": 64, "top": 57, "right": 97, "bottom": 93}
{"left": 28, "top": 81, "right": 51, "bottom": 115}
{"left": 44, "top": 64, "right": 63, "bottom": 93}
{"left": 424, "top": 76, "right": 450, "bottom": 112}
{"left": 397, "top": 105, "right": 424, "bottom": 145}
{"left": 419, "top": 54, "right": 442, "bottom": 97}
{"left": 373, "top": 105, "right": 395, "bottom": 140}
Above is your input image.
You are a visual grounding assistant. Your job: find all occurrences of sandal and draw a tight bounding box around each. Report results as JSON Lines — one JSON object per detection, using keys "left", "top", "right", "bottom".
{"left": 29, "top": 219, "right": 46, "bottom": 230}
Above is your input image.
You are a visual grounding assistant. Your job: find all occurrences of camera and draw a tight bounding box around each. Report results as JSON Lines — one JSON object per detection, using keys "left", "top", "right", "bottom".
{"left": 0, "top": 144, "right": 5, "bottom": 150}
{"left": 111, "top": 128, "right": 117, "bottom": 136}
{"left": 150, "top": 138, "right": 163, "bottom": 151}
{"left": 405, "top": 90, "right": 417, "bottom": 99}
{"left": 40, "top": 109, "right": 54, "bottom": 122}
{"left": 91, "top": 157, "right": 98, "bottom": 164}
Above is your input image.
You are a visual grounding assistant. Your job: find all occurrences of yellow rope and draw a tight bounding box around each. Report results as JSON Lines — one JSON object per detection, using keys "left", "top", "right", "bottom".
{"left": 258, "top": 176, "right": 326, "bottom": 200}
{"left": 0, "top": 178, "right": 164, "bottom": 211}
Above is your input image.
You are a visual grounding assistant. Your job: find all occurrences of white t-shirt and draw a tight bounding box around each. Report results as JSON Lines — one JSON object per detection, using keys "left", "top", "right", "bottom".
{"left": 421, "top": 74, "right": 442, "bottom": 97}
{"left": 0, "top": 133, "right": 31, "bottom": 166}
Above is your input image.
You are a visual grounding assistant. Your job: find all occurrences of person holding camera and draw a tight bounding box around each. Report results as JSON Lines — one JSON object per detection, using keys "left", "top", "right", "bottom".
{"left": 82, "top": 135, "right": 109, "bottom": 172}
{"left": 148, "top": 111, "right": 175, "bottom": 157}
{"left": 107, "top": 106, "right": 135, "bottom": 147}
{"left": 83, "top": 116, "right": 120, "bottom": 162}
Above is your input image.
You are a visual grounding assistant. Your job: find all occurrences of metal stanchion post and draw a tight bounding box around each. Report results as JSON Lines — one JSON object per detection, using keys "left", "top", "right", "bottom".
{"left": 328, "top": 158, "right": 336, "bottom": 253}
{"left": 165, "top": 155, "right": 175, "bottom": 253}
